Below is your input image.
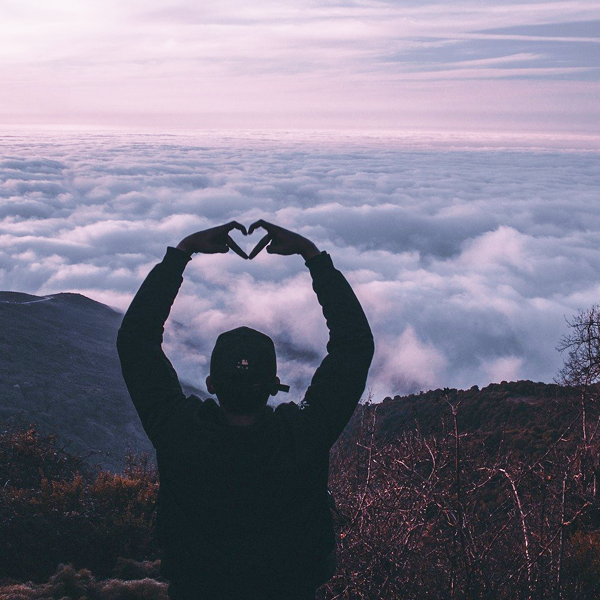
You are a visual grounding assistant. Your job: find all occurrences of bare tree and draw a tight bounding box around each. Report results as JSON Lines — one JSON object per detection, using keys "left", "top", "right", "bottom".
{"left": 556, "top": 305, "right": 600, "bottom": 443}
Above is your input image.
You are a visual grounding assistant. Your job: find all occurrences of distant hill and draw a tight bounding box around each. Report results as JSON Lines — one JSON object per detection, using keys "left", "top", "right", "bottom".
{"left": 0, "top": 291, "right": 203, "bottom": 471}
{"left": 375, "top": 380, "right": 587, "bottom": 456}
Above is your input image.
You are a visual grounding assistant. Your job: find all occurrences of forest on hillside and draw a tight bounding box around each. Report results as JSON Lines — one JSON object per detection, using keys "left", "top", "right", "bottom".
{"left": 1, "top": 307, "right": 600, "bottom": 599}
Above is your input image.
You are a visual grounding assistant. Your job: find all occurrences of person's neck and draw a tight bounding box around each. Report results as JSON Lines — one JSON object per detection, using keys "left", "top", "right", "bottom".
{"left": 223, "top": 409, "right": 260, "bottom": 427}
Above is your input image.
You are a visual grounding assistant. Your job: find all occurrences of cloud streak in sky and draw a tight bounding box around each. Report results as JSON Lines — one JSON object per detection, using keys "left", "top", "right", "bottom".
{"left": 1, "top": 130, "right": 599, "bottom": 402}
{"left": 0, "top": 1, "right": 598, "bottom": 131}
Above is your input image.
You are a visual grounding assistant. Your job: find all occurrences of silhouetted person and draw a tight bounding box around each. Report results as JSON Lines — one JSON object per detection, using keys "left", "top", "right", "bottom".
{"left": 117, "top": 220, "right": 374, "bottom": 600}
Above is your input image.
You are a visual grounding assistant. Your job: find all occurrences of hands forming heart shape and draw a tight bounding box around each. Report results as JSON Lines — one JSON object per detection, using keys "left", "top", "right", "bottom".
{"left": 176, "top": 220, "right": 321, "bottom": 262}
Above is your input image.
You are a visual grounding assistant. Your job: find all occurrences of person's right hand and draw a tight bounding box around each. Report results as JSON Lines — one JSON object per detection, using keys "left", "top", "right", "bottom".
{"left": 248, "top": 220, "right": 320, "bottom": 261}
{"left": 176, "top": 222, "right": 248, "bottom": 258}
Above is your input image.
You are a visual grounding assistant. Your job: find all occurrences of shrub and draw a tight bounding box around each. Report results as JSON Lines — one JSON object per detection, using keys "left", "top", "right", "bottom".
{"left": 0, "top": 429, "right": 159, "bottom": 582}
{"left": 0, "top": 563, "right": 168, "bottom": 600}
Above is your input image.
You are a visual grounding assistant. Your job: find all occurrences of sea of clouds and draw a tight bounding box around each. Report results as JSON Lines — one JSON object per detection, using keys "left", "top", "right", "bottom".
{"left": 1, "top": 129, "right": 599, "bottom": 401}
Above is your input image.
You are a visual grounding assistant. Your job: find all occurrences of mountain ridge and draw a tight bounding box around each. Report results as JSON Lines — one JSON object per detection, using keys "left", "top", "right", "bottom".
{"left": 0, "top": 290, "right": 204, "bottom": 470}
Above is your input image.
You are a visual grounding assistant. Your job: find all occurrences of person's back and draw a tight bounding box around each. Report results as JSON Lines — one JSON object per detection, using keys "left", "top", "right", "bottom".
{"left": 117, "top": 220, "right": 374, "bottom": 599}
{"left": 155, "top": 399, "right": 335, "bottom": 598}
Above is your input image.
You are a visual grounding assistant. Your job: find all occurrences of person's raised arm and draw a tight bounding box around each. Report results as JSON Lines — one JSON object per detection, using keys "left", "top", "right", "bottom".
{"left": 248, "top": 220, "right": 375, "bottom": 448}
{"left": 117, "top": 222, "right": 247, "bottom": 446}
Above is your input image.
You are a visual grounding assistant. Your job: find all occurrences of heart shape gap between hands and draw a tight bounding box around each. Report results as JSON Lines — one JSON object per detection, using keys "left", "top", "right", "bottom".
{"left": 227, "top": 227, "right": 270, "bottom": 260}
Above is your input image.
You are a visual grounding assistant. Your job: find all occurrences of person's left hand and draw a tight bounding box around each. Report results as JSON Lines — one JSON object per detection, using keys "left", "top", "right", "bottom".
{"left": 247, "top": 220, "right": 320, "bottom": 260}
{"left": 176, "top": 222, "right": 248, "bottom": 258}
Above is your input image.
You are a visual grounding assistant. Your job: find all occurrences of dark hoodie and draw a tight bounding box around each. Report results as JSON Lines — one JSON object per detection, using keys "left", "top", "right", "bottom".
{"left": 117, "top": 248, "right": 374, "bottom": 598}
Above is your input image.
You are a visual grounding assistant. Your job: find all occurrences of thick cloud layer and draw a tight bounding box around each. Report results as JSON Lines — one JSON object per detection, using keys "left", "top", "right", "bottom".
{"left": 1, "top": 130, "right": 599, "bottom": 401}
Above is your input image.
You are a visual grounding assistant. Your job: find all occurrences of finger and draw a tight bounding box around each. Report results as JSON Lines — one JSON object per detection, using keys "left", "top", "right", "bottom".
{"left": 248, "top": 219, "right": 275, "bottom": 235}
{"left": 266, "top": 243, "right": 287, "bottom": 255}
{"left": 227, "top": 235, "right": 248, "bottom": 259}
{"left": 249, "top": 233, "right": 271, "bottom": 259}
{"left": 225, "top": 221, "right": 248, "bottom": 236}
{"left": 248, "top": 220, "right": 264, "bottom": 235}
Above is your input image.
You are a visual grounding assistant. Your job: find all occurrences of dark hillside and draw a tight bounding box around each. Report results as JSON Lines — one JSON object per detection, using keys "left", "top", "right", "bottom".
{"left": 0, "top": 291, "right": 202, "bottom": 470}
{"left": 377, "top": 380, "right": 586, "bottom": 455}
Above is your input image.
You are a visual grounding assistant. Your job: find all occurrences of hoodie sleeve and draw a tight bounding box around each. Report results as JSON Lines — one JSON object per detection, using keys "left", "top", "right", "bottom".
{"left": 292, "top": 252, "right": 375, "bottom": 449}
{"left": 117, "top": 247, "right": 191, "bottom": 447}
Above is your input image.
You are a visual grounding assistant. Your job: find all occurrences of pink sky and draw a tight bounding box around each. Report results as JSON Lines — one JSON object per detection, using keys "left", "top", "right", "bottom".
{"left": 1, "top": 0, "right": 599, "bottom": 132}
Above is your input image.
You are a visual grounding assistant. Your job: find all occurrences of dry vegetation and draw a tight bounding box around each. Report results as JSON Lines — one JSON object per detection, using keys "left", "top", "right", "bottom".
{"left": 1, "top": 390, "right": 599, "bottom": 600}
{"left": 325, "top": 393, "right": 600, "bottom": 599}
{"left": 0, "top": 427, "right": 159, "bottom": 584}
{"left": 0, "top": 563, "right": 167, "bottom": 600}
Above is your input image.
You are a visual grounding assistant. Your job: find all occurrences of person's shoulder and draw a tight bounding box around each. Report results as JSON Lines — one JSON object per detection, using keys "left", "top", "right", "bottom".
{"left": 273, "top": 400, "right": 309, "bottom": 418}
{"left": 186, "top": 395, "right": 223, "bottom": 422}
{"left": 273, "top": 400, "right": 299, "bottom": 412}
{"left": 272, "top": 400, "right": 330, "bottom": 459}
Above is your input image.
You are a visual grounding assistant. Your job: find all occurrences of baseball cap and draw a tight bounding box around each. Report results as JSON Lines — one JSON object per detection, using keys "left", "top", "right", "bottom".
{"left": 210, "top": 326, "right": 290, "bottom": 393}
